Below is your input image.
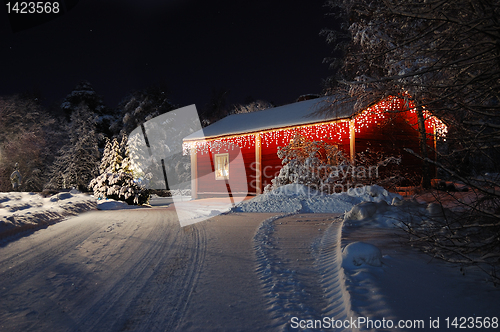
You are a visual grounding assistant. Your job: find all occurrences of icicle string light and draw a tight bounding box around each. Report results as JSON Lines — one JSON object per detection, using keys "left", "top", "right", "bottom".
{"left": 182, "top": 96, "right": 448, "bottom": 154}
{"left": 353, "top": 96, "right": 448, "bottom": 138}
{"left": 183, "top": 133, "right": 256, "bottom": 155}
{"left": 260, "top": 120, "right": 349, "bottom": 148}
{"left": 183, "top": 120, "right": 350, "bottom": 154}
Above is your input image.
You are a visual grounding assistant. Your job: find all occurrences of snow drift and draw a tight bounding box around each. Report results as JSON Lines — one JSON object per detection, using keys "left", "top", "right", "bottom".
{"left": 343, "top": 194, "right": 446, "bottom": 229}
{"left": 234, "top": 184, "right": 401, "bottom": 213}
{"left": 0, "top": 191, "right": 96, "bottom": 239}
{"left": 342, "top": 241, "right": 383, "bottom": 269}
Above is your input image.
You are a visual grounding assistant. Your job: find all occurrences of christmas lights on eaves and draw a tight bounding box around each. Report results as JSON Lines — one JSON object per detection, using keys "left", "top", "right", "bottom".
{"left": 182, "top": 96, "right": 447, "bottom": 155}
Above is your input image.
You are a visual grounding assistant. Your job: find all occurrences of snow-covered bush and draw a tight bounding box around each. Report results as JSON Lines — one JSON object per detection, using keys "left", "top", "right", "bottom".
{"left": 399, "top": 193, "right": 500, "bottom": 285}
{"left": 89, "top": 136, "right": 150, "bottom": 205}
{"left": 265, "top": 133, "right": 401, "bottom": 194}
{"left": 264, "top": 133, "right": 347, "bottom": 194}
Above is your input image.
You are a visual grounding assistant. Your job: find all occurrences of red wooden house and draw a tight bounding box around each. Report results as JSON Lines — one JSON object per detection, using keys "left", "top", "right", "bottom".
{"left": 182, "top": 96, "right": 446, "bottom": 199}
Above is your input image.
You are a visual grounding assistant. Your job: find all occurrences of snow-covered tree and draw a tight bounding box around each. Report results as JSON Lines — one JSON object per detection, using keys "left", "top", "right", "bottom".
{"left": 47, "top": 105, "right": 101, "bottom": 191}
{"left": 112, "top": 85, "right": 176, "bottom": 136}
{"left": 322, "top": 0, "right": 500, "bottom": 282}
{"left": 89, "top": 135, "right": 150, "bottom": 205}
{"left": 61, "top": 81, "right": 106, "bottom": 118}
{"left": 265, "top": 133, "right": 346, "bottom": 193}
{"left": 127, "top": 108, "right": 196, "bottom": 191}
{"left": 266, "top": 133, "right": 401, "bottom": 194}
{"left": 0, "top": 95, "right": 59, "bottom": 192}
{"left": 322, "top": 0, "right": 500, "bottom": 183}
{"left": 98, "top": 138, "right": 114, "bottom": 175}
{"left": 61, "top": 81, "right": 116, "bottom": 139}
{"left": 230, "top": 99, "right": 274, "bottom": 115}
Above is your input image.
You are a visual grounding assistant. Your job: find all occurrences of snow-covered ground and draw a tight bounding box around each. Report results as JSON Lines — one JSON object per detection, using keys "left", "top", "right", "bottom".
{"left": 248, "top": 185, "right": 500, "bottom": 331}
{"left": 180, "top": 184, "right": 499, "bottom": 330}
{"left": 0, "top": 190, "right": 165, "bottom": 240}
{"left": 0, "top": 185, "right": 498, "bottom": 331}
{"left": 0, "top": 191, "right": 96, "bottom": 239}
{"left": 234, "top": 184, "right": 401, "bottom": 213}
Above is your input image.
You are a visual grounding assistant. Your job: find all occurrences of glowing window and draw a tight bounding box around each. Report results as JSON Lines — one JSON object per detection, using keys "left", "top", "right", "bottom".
{"left": 214, "top": 153, "right": 229, "bottom": 180}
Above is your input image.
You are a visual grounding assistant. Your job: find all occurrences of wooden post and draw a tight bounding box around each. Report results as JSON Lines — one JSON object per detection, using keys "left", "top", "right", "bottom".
{"left": 190, "top": 145, "right": 198, "bottom": 199}
{"left": 349, "top": 119, "right": 356, "bottom": 164}
{"left": 433, "top": 122, "right": 438, "bottom": 178}
{"left": 255, "top": 133, "right": 262, "bottom": 195}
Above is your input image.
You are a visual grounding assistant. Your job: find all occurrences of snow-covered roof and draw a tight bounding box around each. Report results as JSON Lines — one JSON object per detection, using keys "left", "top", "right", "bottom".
{"left": 184, "top": 96, "right": 357, "bottom": 141}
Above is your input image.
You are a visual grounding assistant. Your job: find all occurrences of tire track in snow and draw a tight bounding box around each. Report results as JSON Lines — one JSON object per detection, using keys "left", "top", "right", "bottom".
{"left": 156, "top": 220, "right": 207, "bottom": 332}
{"left": 315, "top": 217, "right": 358, "bottom": 331}
{"left": 254, "top": 214, "right": 358, "bottom": 332}
{"left": 0, "top": 210, "right": 138, "bottom": 332}
{"left": 73, "top": 209, "right": 179, "bottom": 331}
{"left": 75, "top": 209, "right": 207, "bottom": 332}
{"left": 0, "top": 208, "right": 207, "bottom": 332}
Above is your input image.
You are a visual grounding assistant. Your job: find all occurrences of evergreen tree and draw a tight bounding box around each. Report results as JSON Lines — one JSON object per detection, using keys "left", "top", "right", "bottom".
{"left": 99, "top": 138, "right": 114, "bottom": 174}
{"left": 47, "top": 105, "right": 101, "bottom": 191}
{"left": 112, "top": 85, "right": 176, "bottom": 136}
{"left": 61, "top": 81, "right": 106, "bottom": 118}
{"left": 89, "top": 135, "right": 150, "bottom": 205}
{"left": 61, "top": 81, "right": 116, "bottom": 139}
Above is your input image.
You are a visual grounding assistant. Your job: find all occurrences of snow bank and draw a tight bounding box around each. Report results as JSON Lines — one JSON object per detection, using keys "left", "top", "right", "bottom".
{"left": 96, "top": 199, "right": 147, "bottom": 210}
{"left": 234, "top": 184, "right": 401, "bottom": 213}
{"left": 343, "top": 194, "right": 444, "bottom": 228}
{"left": 0, "top": 191, "right": 96, "bottom": 239}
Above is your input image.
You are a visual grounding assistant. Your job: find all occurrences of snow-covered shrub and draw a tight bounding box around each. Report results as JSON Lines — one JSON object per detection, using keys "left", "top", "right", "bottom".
{"left": 89, "top": 136, "right": 150, "bottom": 205}
{"left": 344, "top": 201, "right": 388, "bottom": 221}
{"left": 265, "top": 133, "right": 401, "bottom": 194}
{"left": 399, "top": 193, "right": 500, "bottom": 285}
{"left": 264, "top": 133, "right": 346, "bottom": 194}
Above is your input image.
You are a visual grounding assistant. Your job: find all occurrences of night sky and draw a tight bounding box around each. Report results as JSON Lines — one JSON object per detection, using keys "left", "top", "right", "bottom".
{"left": 1, "top": 0, "right": 335, "bottom": 111}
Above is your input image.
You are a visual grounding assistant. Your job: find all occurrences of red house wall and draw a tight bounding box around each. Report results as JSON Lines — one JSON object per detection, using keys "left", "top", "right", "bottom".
{"left": 195, "top": 134, "right": 256, "bottom": 196}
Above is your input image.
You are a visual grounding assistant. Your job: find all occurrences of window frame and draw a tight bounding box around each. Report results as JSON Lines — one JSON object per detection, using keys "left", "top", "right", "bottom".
{"left": 214, "top": 153, "right": 229, "bottom": 180}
